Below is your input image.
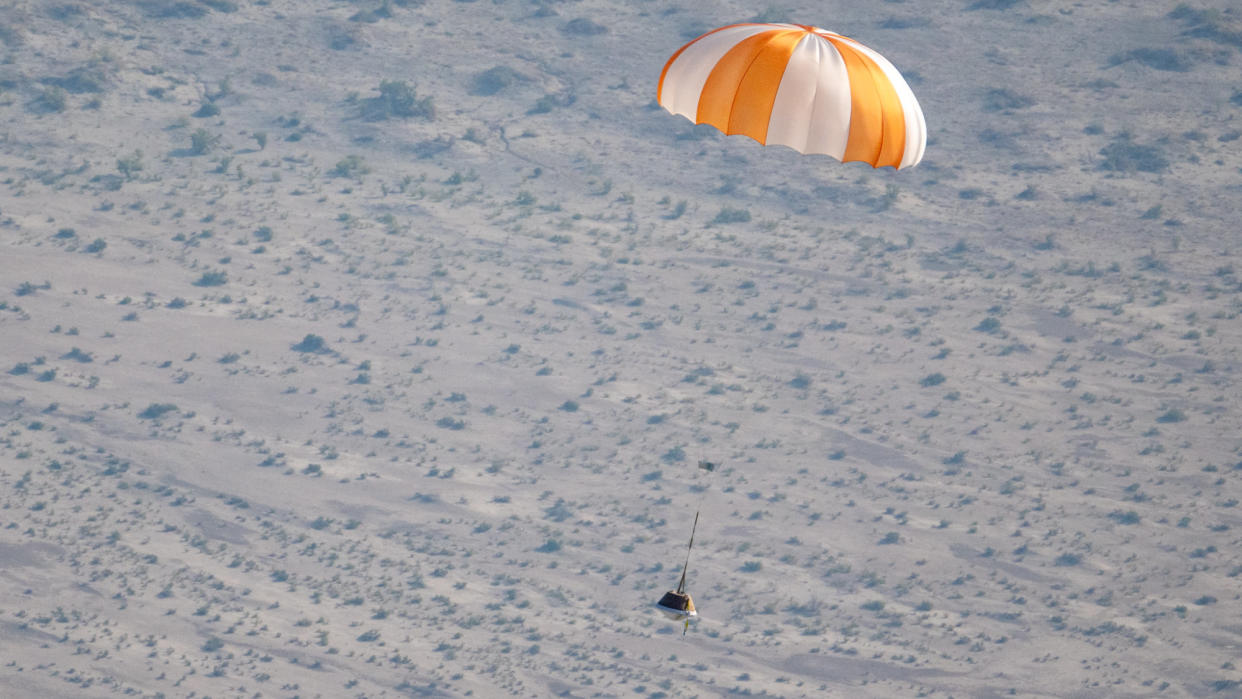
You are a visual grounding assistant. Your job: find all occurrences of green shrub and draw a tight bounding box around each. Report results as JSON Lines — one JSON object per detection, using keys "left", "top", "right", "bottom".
{"left": 471, "top": 66, "right": 526, "bottom": 96}
{"left": 138, "top": 403, "right": 178, "bottom": 420}
{"left": 711, "top": 207, "right": 751, "bottom": 225}
{"left": 192, "top": 270, "right": 227, "bottom": 287}
{"left": 291, "top": 334, "right": 329, "bottom": 354}
{"left": 361, "top": 80, "right": 433, "bottom": 121}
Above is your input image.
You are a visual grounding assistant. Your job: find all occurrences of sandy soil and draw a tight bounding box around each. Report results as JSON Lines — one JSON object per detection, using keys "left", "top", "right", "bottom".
{"left": 1, "top": 1, "right": 1241, "bottom": 697}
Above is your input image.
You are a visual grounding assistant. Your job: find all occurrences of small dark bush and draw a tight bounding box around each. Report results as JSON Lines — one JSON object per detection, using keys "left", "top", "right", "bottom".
{"left": 193, "top": 102, "right": 220, "bottom": 118}
{"left": 1107, "top": 48, "right": 1193, "bottom": 72}
{"left": 35, "top": 86, "right": 68, "bottom": 112}
{"left": 291, "top": 334, "right": 330, "bottom": 354}
{"left": 1099, "top": 133, "right": 1169, "bottom": 173}
{"left": 361, "top": 80, "right": 434, "bottom": 121}
{"left": 562, "top": 18, "right": 607, "bottom": 36}
{"left": 192, "top": 270, "right": 227, "bottom": 287}
{"left": 535, "top": 539, "right": 562, "bottom": 553}
{"left": 189, "top": 128, "right": 218, "bottom": 155}
{"left": 138, "top": 403, "right": 178, "bottom": 420}
{"left": 1157, "top": 408, "right": 1186, "bottom": 423}
{"left": 983, "top": 88, "right": 1035, "bottom": 112}
{"left": 975, "top": 316, "right": 1002, "bottom": 333}
{"left": 471, "top": 66, "right": 526, "bottom": 96}
{"left": 711, "top": 207, "right": 751, "bottom": 225}
{"left": 42, "top": 65, "right": 109, "bottom": 94}
{"left": 62, "top": 347, "right": 93, "bottom": 363}
{"left": 1054, "top": 552, "right": 1081, "bottom": 567}
{"left": 967, "top": 0, "right": 1022, "bottom": 9}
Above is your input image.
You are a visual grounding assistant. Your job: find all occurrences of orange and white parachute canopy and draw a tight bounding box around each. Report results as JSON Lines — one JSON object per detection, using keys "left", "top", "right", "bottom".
{"left": 657, "top": 23, "right": 926, "bottom": 170}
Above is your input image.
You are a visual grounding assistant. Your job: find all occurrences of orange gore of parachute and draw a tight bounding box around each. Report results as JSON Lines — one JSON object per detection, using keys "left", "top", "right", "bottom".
{"left": 657, "top": 23, "right": 926, "bottom": 170}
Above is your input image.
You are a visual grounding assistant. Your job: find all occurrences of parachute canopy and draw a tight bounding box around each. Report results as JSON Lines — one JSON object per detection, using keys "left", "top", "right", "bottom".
{"left": 657, "top": 23, "right": 926, "bottom": 170}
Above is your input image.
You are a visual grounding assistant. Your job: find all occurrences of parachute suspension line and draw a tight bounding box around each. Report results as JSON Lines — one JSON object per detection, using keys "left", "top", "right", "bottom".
{"left": 676, "top": 510, "right": 700, "bottom": 595}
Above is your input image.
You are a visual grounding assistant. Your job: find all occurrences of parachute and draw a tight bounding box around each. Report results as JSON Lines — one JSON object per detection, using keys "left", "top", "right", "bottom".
{"left": 653, "top": 461, "right": 717, "bottom": 634}
{"left": 654, "top": 511, "right": 700, "bottom": 634}
{"left": 657, "top": 23, "right": 926, "bottom": 170}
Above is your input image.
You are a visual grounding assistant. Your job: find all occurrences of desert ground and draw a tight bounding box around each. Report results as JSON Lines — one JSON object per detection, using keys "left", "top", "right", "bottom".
{"left": 1, "top": 1, "right": 1241, "bottom": 697}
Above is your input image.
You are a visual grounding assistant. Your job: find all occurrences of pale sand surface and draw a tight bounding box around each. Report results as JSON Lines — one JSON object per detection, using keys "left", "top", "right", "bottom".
{"left": 1, "top": 2, "right": 1240, "bottom": 697}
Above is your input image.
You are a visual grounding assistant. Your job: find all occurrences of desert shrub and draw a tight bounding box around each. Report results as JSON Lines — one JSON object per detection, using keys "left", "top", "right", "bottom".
{"left": 878, "top": 532, "right": 900, "bottom": 545}
{"left": 967, "top": 0, "right": 1022, "bottom": 9}
{"left": 975, "top": 316, "right": 1001, "bottom": 333}
{"left": 436, "top": 416, "right": 465, "bottom": 430}
{"left": 410, "top": 135, "right": 454, "bottom": 159}
{"left": 535, "top": 539, "right": 562, "bottom": 553}
{"left": 1099, "top": 132, "right": 1169, "bottom": 173}
{"left": 361, "top": 80, "right": 434, "bottom": 121}
{"left": 138, "top": 403, "right": 178, "bottom": 419}
{"left": 292, "top": 334, "right": 330, "bottom": 353}
{"left": 1169, "top": 5, "right": 1242, "bottom": 48}
{"left": 527, "top": 91, "right": 575, "bottom": 115}
{"left": 202, "top": 637, "right": 223, "bottom": 652}
{"left": 117, "top": 150, "right": 143, "bottom": 179}
{"left": 471, "top": 66, "right": 526, "bottom": 96}
{"left": 350, "top": 4, "right": 392, "bottom": 23}
{"left": 331, "top": 154, "right": 369, "bottom": 178}
{"left": 1157, "top": 408, "right": 1186, "bottom": 423}
{"left": 983, "top": 88, "right": 1035, "bottom": 112}
{"left": 562, "top": 18, "right": 607, "bottom": 36}
{"left": 711, "top": 207, "right": 751, "bottom": 225}
{"left": 62, "top": 348, "right": 93, "bottom": 363}
{"left": 189, "top": 128, "right": 218, "bottom": 155}
{"left": 47, "top": 4, "right": 86, "bottom": 20}
{"left": 1108, "top": 510, "right": 1141, "bottom": 525}
{"left": 880, "top": 17, "right": 931, "bottom": 30}
{"left": 558, "top": 400, "right": 579, "bottom": 412}
{"left": 920, "top": 372, "right": 946, "bottom": 387}
{"left": 42, "top": 65, "right": 109, "bottom": 93}
{"left": 740, "top": 561, "right": 762, "bottom": 573}
{"left": 140, "top": 1, "right": 211, "bottom": 18}
{"left": 1054, "top": 552, "right": 1081, "bottom": 566}
{"left": 1107, "top": 47, "right": 1193, "bottom": 72}
{"left": 192, "top": 270, "right": 227, "bottom": 287}
{"left": 193, "top": 102, "right": 219, "bottom": 118}
{"left": 35, "top": 86, "right": 68, "bottom": 112}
